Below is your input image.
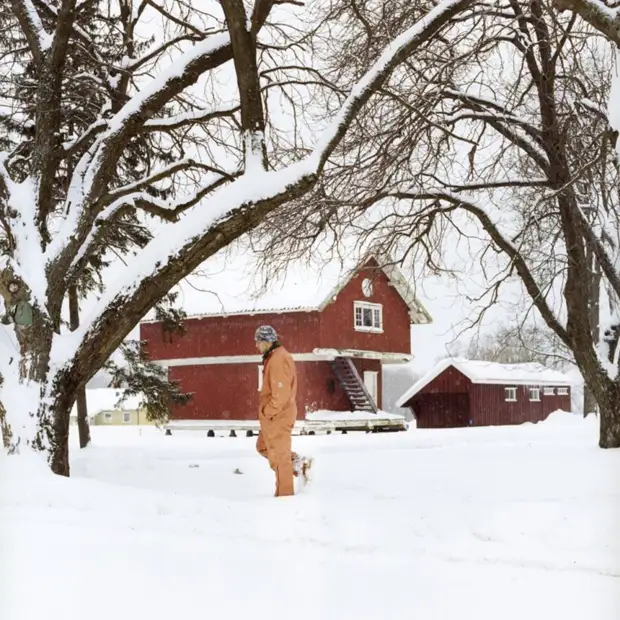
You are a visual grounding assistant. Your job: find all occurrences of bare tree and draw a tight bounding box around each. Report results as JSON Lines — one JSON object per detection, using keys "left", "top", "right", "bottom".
{"left": 0, "top": 0, "right": 478, "bottom": 474}
{"left": 552, "top": 0, "right": 620, "bottom": 46}
{"left": 263, "top": 1, "right": 620, "bottom": 446}
{"left": 463, "top": 323, "right": 569, "bottom": 365}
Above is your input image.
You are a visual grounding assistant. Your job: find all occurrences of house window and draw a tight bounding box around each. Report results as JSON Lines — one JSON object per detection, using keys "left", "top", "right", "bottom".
{"left": 557, "top": 387, "right": 569, "bottom": 396}
{"left": 529, "top": 388, "right": 541, "bottom": 402}
{"left": 257, "top": 364, "right": 264, "bottom": 392}
{"left": 104, "top": 412, "right": 112, "bottom": 422}
{"left": 505, "top": 387, "right": 517, "bottom": 402}
{"left": 123, "top": 411, "right": 131, "bottom": 423}
{"left": 354, "top": 301, "right": 383, "bottom": 332}
{"left": 543, "top": 387, "right": 555, "bottom": 396}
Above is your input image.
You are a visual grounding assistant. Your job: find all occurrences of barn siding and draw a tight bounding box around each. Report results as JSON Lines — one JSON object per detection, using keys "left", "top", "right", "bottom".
{"left": 168, "top": 360, "right": 353, "bottom": 421}
{"left": 319, "top": 262, "right": 411, "bottom": 355}
{"left": 470, "top": 384, "right": 571, "bottom": 426}
{"left": 141, "top": 311, "right": 321, "bottom": 361}
{"left": 416, "top": 366, "right": 472, "bottom": 395}
{"left": 411, "top": 393, "right": 469, "bottom": 428}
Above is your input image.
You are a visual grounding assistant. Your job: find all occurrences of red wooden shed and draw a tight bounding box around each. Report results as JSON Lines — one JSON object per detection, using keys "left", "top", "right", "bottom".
{"left": 140, "top": 253, "right": 431, "bottom": 422}
{"left": 397, "top": 358, "right": 572, "bottom": 428}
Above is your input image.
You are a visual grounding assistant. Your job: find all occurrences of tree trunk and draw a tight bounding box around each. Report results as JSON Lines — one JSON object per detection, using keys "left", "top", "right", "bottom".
{"left": 583, "top": 386, "right": 598, "bottom": 417}
{"left": 584, "top": 251, "right": 601, "bottom": 417}
{"left": 68, "top": 285, "right": 91, "bottom": 448}
{"left": 598, "top": 385, "right": 620, "bottom": 448}
{"left": 75, "top": 388, "right": 90, "bottom": 449}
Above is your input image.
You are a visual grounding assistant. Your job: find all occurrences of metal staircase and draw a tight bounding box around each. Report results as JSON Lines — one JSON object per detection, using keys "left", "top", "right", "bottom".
{"left": 329, "top": 357, "right": 378, "bottom": 413}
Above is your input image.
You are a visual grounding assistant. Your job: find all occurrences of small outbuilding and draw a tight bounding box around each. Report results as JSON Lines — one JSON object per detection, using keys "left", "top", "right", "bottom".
{"left": 397, "top": 358, "right": 572, "bottom": 428}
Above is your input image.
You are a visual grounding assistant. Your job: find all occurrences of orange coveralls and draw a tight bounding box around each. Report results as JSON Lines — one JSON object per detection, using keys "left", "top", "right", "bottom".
{"left": 256, "top": 345, "right": 299, "bottom": 496}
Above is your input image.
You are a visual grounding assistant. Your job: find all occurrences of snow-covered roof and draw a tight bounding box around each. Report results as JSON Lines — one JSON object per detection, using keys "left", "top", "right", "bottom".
{"left": 397, "top": 358, "right": 572, "bottom": 407}
{"left": 142, "top": 246, "right": 431, "bottom": 323}
{"left": 70, "top": 388, "right": 142, "bottom": 417}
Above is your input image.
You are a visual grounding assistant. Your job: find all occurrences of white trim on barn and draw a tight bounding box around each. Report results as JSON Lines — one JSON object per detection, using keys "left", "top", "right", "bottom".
{"left": 156, "top": 348, "right": 413, "bottom": 368}
{"left": 397, "top": 358, "right": 572, "bottom": 408}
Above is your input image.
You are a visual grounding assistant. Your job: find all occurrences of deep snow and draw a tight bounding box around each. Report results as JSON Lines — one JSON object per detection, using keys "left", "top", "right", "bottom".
{"left": 1, "top": 412, "right": 619, "bottom": 620}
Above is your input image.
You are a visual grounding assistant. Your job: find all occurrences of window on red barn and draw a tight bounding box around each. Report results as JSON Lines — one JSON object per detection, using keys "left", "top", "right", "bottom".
{"left": 354, "top": 301, "right": 383, "bottom": 333}
{"left": 529, "top": 387, "right": 541, "bottom": 402}
{"left": 505, "top": 387, "right": 517, "bottom": 402}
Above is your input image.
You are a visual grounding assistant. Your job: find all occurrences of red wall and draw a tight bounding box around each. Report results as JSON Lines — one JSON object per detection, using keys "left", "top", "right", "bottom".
{"left": 141, "top": 311, "right": 321, "bottom": 360}
{"left": 470, "top": 384, "right": 571, "bottom": 426}
{"left": 169, "top": 360, "right": 357, "bottom": 421}
{"left": 140, "top": 259, "right": 413, "bottom": 362}
{"left": 411, "top": 393, "right": 470, "bottom": 428}
{"left": 415, "top": 366, "right": 472, "bottom": 395}
{"left": 318, "top": 264, "right": 411, "bottom": 354}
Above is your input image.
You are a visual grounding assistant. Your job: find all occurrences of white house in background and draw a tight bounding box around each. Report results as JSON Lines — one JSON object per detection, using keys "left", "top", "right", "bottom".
{"left": 70, "top": 388, "right": 147, "bottom": 426}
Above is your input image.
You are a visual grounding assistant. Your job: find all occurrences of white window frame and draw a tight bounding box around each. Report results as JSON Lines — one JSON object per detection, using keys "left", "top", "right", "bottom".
{"left": 557, "top": 387, "right": 569, "bottom": 396}
{"left": 122, "top": 411, "right": 131, "bottom": 424}
{"left": 257, "top": 364, "right": 264, "bottom": 392}
{"left": 505, "top": 387, "right": 517, "bottom": 402}
{"left": 529, "top": 387, "right": 541, "bottom": 402}
{"left": 543, "top": 387, "right": 555, "bottom": 396}
{"left": 104, "top": 411, "right": 113, "bottom": 423}
{"left": 353, "top": 301, "right": 383, "bottom": 333}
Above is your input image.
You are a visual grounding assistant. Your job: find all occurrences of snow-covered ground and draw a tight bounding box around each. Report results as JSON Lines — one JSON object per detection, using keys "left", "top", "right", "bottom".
{"left": 1, "top": 412, "right": 619, "bottom": 620}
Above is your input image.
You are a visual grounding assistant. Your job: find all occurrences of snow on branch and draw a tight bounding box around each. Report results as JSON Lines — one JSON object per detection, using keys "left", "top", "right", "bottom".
{"left": 46, "top": 32, "right": 234, "bottom": 266}
{"left": 142, "top": 105, "right": 241, "bottom": 132}
{"left": 10, "top": 0, "right": 51, "bottom": 63}
{"left": 52, "top": 0, "right": 476, "bottom": 375}
{"left": 552, "top": 0, "right": 620, "bottom": 47}
{"left": 104, "top": 160, "right": 235, "bottom": 204}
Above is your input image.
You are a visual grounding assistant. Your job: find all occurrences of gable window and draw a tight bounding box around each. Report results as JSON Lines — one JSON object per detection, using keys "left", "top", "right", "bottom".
{"left": 557, "top": 387, "right": 569, "bottom": 396}
{"left": 543, "top": 387, "right": 555, "bottom": 396}
{"left": 529, "top": 388, "right": 541, "bottom": 402}
{"left": 122, "top": 411, "right": 131, "bottom": 423}
{"left": 505, "top": 387, "right": 517, "bottom": 402}
{"left": 104, "top": 412, "right": 112, "bottom": 422}
{"left": 354, "top": 301, "right": 383, "bottom": 333}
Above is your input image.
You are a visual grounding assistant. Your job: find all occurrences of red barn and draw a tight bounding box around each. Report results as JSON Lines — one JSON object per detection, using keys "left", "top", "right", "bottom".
{"left": 397, "top": 358, "right": 572, "bottom": 428}
{"left": 140, "top": 256, "right": 431, "bottom": 421}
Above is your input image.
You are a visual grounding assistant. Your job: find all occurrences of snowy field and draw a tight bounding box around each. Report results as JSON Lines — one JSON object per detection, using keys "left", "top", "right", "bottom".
{"left": 2, "top": 413, "right": 619, "bottom": 620}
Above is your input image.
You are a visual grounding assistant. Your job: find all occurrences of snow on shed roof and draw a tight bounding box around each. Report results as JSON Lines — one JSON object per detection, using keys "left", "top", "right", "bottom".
{"left": 70, "top": 388, "right": 142, "bottom": 417}
{"left": 397, "top": 358, "right": 572, "bottom": 407}
{"left": 143, "top": 245, "right": 431, "bottom": 322}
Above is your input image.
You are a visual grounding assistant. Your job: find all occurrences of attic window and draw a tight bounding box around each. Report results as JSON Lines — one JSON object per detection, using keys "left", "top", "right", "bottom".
{"left": 505, "top": 387, "right": 517, "bottom": 402}
{"left": 362, "top": 278, "right": 373, "bottom": 297}
{"left": 354, "top": 301, "right": 382, "bottom": 332}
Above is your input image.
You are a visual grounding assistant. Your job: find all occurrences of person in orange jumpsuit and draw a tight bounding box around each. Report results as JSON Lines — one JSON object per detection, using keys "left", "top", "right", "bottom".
{"left": 255, "top": 325, "right": 312, "bottom": 496}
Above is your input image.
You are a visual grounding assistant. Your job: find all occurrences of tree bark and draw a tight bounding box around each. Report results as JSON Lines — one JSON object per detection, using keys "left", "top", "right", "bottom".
{"left": 584, "top": 250, "right": 601, "bottom": 417}
{"left": 68, "top": 285, "right": 91, "bottom": 448}
{"left": 597, "top": 383, "right": 620, "bottom": 448}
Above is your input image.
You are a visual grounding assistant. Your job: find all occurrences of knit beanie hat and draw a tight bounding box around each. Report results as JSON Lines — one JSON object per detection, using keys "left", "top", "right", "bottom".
{"left": 255, "top": 325, "right": 278, "bottom": 343}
